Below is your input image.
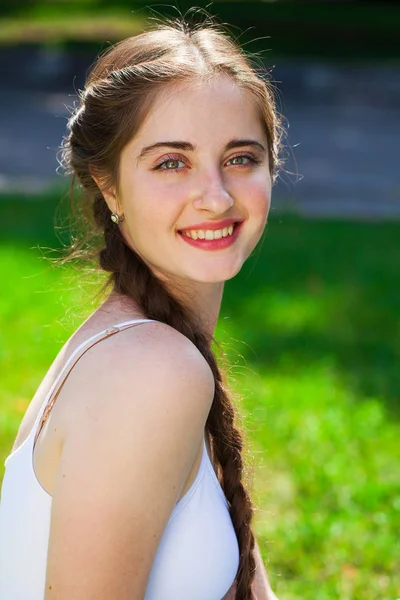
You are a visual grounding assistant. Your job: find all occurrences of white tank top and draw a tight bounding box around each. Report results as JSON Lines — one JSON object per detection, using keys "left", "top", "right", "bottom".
{"left": 0, "top": 319, "right": 239, "bottom": 599}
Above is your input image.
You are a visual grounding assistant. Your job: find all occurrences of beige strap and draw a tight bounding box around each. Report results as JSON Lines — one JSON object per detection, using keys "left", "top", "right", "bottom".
{"left": 33, "top": 320, "right": 154, "bottom": 448}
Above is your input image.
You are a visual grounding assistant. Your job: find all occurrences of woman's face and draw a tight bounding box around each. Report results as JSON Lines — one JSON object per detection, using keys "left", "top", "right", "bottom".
{"left": 109, "top": 75, "right": 272, "bottom": 285}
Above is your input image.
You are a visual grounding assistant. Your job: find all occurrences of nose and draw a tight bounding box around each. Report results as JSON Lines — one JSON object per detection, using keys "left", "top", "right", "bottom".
{"left": 192, "top": 169, "right": 234, "bottom": 214}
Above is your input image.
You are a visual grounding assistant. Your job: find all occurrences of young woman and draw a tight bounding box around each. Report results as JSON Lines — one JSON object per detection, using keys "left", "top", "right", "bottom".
{"left": 0, "top": 12, "right": 282, "bottom": 600}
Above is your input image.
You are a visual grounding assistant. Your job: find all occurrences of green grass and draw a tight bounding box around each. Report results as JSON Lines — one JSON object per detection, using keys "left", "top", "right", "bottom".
{"left": 1, "top": 1, "right": 400, "bottom": 60}
{"left": 0, "top": 194, "right": 399, "bottom": 599}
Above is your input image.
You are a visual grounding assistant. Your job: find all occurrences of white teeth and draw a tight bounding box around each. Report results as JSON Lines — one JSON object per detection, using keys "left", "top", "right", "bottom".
{"left": 181, "top": 224, "right": 236, "bottom": 240}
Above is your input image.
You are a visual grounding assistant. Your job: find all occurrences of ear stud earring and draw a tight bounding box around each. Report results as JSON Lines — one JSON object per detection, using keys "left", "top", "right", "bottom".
{"left": 111, "top": 212, "right": 125, "bottom": 224}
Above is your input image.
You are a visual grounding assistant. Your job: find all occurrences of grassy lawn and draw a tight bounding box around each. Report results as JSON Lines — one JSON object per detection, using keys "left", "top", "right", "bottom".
{"left": 0, "top": 193, "right": 399, "bottom": 599}
{"left": 1, "top": 1, "right": 399, "bottom": 60}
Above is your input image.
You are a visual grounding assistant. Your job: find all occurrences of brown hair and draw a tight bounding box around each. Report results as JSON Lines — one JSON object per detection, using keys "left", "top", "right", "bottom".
{"left": 60, "top": 9, "right": 283, "bottom": 599}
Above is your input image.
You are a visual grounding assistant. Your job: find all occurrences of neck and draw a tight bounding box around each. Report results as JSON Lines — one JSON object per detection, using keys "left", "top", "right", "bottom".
{"left": 147, "top": 264, "right": 225, "bottom": 341}
{"left": 181, "top": 281, "right": 224, "bottom": 340}
{"left": 103, "top": 280, "right": 224, "bottom": 341}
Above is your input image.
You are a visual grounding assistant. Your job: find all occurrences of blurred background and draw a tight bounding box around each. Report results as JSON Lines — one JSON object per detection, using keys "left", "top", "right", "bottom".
{"left": 0, "top": 2, "right": 399, "bottom": 599}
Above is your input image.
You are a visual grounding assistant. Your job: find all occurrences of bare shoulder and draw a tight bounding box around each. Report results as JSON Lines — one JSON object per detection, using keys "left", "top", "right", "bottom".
{"left": 61, "top": 319, "right": 214, "bottom": 426}
{"left": 44, "top": 320, "right": 215, "bottom": 598}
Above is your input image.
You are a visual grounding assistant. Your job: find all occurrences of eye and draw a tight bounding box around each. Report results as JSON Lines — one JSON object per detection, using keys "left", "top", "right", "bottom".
{"left": 226, "top": 153, "right": 261, "bottom": 167}
{"left": 153, "top": 155, "right": 187, "bottom": 173}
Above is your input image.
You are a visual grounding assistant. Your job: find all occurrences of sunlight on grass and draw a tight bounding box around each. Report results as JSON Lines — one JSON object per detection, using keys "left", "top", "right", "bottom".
{"left": 0, "top": 243, "right": 105, "bottom": 437}
{"left": 243, "top": 287, "right": 329, "bottom": 333}
{"left": 226, "top": 363, "right": 400, "bottom": 599}
{"left": 0, "top": 13, "right": 147, "bottom": 43}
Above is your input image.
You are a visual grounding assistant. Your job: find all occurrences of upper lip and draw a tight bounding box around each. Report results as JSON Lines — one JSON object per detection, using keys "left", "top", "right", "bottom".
{"left": 178, "top": 218, "right": 243, "bottom": 232}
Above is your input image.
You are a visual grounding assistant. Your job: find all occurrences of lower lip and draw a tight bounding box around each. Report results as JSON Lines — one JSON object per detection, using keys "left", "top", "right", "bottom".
{"left": 177, "top": 222, "right": 243, "bottom": 251}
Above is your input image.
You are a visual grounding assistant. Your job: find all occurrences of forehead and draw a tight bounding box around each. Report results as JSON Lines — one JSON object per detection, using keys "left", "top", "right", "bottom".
{"left": 134, "top": 75, "right": 265, "bottom": 146}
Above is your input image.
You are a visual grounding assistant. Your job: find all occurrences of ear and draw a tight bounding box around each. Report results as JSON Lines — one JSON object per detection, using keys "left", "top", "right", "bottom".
{"left": 89, "top": 166, "right": 119, "bottom": 214}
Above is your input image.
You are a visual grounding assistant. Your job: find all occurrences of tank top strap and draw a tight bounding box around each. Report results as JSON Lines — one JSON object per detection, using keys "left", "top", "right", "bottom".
{"left": 32, "top": 318, "right": 156, "bottom": 449}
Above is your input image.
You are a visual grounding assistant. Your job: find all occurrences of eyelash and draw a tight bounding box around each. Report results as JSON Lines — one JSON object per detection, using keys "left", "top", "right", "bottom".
{"left": 152, "top": 153, "right": 262, "bottom": 173}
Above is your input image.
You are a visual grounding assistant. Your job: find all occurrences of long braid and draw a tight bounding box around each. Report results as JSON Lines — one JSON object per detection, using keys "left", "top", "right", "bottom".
{"left": 94, "top": 196, "right": 257, "bottom": 597}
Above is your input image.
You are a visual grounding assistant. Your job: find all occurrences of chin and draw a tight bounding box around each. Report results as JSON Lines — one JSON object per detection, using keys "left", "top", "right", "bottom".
{"left": 189, "top": 263, "right": 244, "bottom": 284}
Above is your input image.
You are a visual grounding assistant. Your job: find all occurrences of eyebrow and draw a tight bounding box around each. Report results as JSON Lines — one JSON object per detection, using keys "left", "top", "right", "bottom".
{"left": 136, "top": 139, "right": 266, "bottom": 165}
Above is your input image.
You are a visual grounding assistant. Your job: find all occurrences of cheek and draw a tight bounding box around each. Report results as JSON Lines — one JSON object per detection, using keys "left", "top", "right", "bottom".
{"left": 245, "top": 179, "right": 271, "bottom": 220}
{"left": 123, "top": 182, "right": 183, "bottom": 238}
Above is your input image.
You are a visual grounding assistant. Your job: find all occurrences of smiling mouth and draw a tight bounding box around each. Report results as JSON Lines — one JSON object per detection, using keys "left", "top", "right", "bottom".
{"left": 177, "top": 221, "right": 243, "bottom": 250}
{"left": 178, "top": 222, "right": 241, "bottom": 240}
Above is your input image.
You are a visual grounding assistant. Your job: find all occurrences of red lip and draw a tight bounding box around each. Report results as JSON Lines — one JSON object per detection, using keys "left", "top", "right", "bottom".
{"left": 178, "top": 220, "right": 243, "bottom": 251}
{"left": 178, "top": 217, "right": 243, "bottom": 232}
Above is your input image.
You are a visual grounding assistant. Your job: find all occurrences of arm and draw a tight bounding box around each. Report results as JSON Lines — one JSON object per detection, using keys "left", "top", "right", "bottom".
{"left": 222, "top": 539, "right": 278, "bottom": 600}
{"left": 252, "top": 539, "right": 279, "bottom": 600}
{"left": 44, "top": 323, "right": 214, "bottom": 599}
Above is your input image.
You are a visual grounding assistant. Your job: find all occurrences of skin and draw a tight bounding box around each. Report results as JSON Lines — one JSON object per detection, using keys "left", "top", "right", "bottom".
{"left": 98, "top": 74, "right": 276, "bottom": 599}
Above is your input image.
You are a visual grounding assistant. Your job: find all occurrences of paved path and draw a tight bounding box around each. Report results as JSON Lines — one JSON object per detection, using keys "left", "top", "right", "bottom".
{"left": 274, "top": 61, "right": 400, "bottom": 219}
{"left": 0, "top": 48, "right": 399, "bottom": 220}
